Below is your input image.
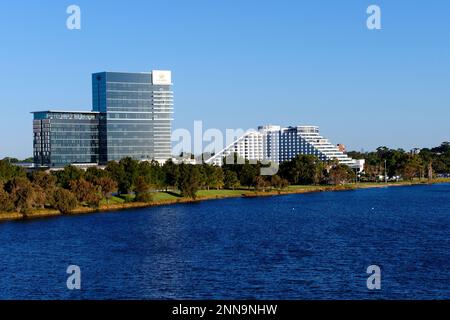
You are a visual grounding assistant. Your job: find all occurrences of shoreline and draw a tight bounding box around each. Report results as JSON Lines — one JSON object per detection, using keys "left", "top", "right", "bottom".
{"left": 1, "top": 180, "right": 449, "bottom": 223}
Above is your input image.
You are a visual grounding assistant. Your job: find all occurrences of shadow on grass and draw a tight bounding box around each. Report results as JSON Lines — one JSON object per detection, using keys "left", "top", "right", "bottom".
{"left": 165, "top": 191, "right": 183, "bottom": 198}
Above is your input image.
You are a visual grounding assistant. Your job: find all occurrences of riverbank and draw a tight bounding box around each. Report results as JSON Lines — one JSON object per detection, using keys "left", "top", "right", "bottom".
{"left": 1, "top": 179, "right": 449, "bottom": 222}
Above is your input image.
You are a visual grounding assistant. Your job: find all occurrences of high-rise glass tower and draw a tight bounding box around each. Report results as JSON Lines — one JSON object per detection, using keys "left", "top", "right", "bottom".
{"left": 92, "top": 71, "right": 174, "bottom": 163}
{"left": 32, "top": 70, "right": 174, "bottom": 168}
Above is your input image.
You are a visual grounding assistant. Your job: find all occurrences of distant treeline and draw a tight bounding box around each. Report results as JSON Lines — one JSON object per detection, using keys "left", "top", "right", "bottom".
{"left": 1, "top": 142, "right": 449, "bottom": 215}
{"left": 348, "top": 142, "right": 450, "bottom": 180}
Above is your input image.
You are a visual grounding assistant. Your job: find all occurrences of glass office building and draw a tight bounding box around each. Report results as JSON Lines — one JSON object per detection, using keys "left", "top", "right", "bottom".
{"left": 92, "top": 71, "right": 173, "bottom": 162}
{"left": 32, "top": 111, "right": 101, "bottom": 167}
{"left": 32, "top": 70, "right": 174, "bottom": 168}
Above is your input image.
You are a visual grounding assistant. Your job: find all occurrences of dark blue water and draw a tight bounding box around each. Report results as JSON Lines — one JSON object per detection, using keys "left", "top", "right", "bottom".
{"left": 0, "top": 184, "right": 449, "bottom": 300}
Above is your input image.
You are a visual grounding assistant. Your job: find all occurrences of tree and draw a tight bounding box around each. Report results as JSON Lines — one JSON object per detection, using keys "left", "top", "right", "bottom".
{"left": 427, "top": 161, "right": 434, "bottom": 182}
{"left": 94, "top": 177, "right": 118, "bottom": 204}
{"left": 177, "top": 164, "right": 201, "bottom": 199}
{"left": 137, "top": 161, "right": 153, "bottom": 184}
{"left": 271, "top": 175, "right": 289, "bottom": 193}
{"left": 201, "top": 164, "right": 214, "bottom": 190}
{"left": 84, "top": 167, "right": 109, "bottom": 183}
{"left": 431, "top": 142, "right": 450, "bottom": 154}
{"left": 84, "top": 189, "right": 103, "bottom": 208}
{"left": 32, "top": 185, "right": 47, "bottom": 210}
{"left": 70, "top": 178, "right": 93, "bottom": 202}
{"left": 69, "top": 178, "right": 102, "bottom": 207}
{"left": 253, "top": 176, "right": 269, "bottom": 192}
{"left": 224, "top": 170, "right": 240, "bottom": 190}
{"left": 119, "top": 157, "right": 139, "bottom": 194}
{"left": 328, "top": 165, "right": 355, "bottom": 185}
{"left": 279, "top": 155, "right": 322, "bottom": 185}
{"left": 401, "top": 155, "right": 423, "bottom": 181}
{"left": 138, "top": 160, "right": 165, "bottom": 189}
{"left": 105, "top": 160, "right": 127, "bottom": 193}
{"left": 163, "top": 159, "right": 179, "bottom": 191}
{"left": 53, "top": 188, "right": 78, "bottom": 214}
{"left": 5, "top": 177, "right": 37, "bottom": 214}
{"left": 2, "top": 157, "right": 19, "bottom": 163}
{"left": 0, "top": 183, "right": 14, "bottom": 212}
{"left": 201, "top": 164, "right": 224, "bottom": 190}
{"left": 197, "top": 164, "right": 208, "bottom": 189}
{"left": 53, "top": 165, "right": 84, "bottom": 189}
{"left": 151, "top": 161, "right": 166, "bottom": 189}
{"left": 213, "top": 166, "right": 224, "bottom": 190}
{"left": 30, "top": 171, "right": 57, "bottom": 205}
{"left": 313, "top": 161, "right": 326, "bottom": 185}
{"left": 0, "top": 159, "right": 26, "bottom": 183}
{"left": 104, "top": 157, "right": 139, "bottom": 194}
{"left": 134, "top": 176, "right": 153, "bottom": 203}
{"left": 30, "top": 171, "right": 56, "bottom": 190}
{"left": 240, "top": 163, "right": 259, "bottom": 188}
{"left": 362, "top": 162, "right": 382, "bottom": 182}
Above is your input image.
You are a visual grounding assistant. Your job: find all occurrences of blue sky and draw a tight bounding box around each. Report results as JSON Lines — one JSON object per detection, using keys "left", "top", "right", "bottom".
{"left": 1, "top": 0, "right": 449, "bottom": 159}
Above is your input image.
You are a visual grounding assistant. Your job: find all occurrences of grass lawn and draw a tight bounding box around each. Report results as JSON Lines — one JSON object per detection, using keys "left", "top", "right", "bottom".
{"left": 151, "top": 189, "right": 246, "bottom": 201}
{"left": 197, "top": 189, "right": 248, "bottom": 197}
{"left": 100, "top": 196, "right": 125, "bottom": 205}
{"left": 152, "top": 192, "right": 182, "bottom": 202}
{"left": 106, "top": 180, "right": 450, "bottom": 206}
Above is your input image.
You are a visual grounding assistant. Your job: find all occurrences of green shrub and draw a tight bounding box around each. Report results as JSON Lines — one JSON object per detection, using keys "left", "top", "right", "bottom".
{"left": 0, "top": 184, "right": 14, "bottom": 212}
{"left": 53, "top": 188, "right": 78, "bottom": 214}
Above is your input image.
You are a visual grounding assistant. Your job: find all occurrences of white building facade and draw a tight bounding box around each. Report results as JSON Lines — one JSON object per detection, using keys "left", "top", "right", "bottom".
{"left": 206, "top": 124, "right": 364, "bottom": 172}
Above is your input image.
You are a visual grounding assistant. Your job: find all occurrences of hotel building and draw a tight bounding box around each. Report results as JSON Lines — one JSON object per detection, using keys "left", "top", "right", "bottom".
{"left": 32, "top": 111, "right": 102, "bottom": 167}
{"left": 32, "top": 70, "right": 173, "bottom": 168}
{"left": 206, "top": 125, "right": 364, "bottom": 171}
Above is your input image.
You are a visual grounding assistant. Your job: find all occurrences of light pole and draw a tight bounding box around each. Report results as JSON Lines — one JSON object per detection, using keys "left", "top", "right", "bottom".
{"left": 384, "top": 160, "right": 388, "bottom": 183}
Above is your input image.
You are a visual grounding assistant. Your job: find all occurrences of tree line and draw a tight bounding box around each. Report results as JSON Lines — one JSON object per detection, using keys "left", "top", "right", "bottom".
{"left": 348, "top": 142, "right": 450, "bottom": 181}
{"left": 0, "top": 155, "right": 355, "bottom": 215}
{"left": 1, "top": 142, "right": 449, "bottom": 215}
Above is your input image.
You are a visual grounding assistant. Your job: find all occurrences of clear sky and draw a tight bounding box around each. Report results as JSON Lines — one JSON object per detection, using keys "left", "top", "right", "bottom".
{"left": 1, "top": 0, "right": 449, "bottom": 159}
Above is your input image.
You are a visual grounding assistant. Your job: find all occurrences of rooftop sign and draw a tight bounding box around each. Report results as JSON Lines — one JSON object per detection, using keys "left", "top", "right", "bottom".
{"left": 152, "top": 70, "right": 172, "bottom": 85}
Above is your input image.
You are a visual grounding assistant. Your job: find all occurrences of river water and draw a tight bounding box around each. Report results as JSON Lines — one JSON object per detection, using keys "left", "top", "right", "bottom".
{"left": 0, "top": 184, "right": 449, "bottom": 299}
